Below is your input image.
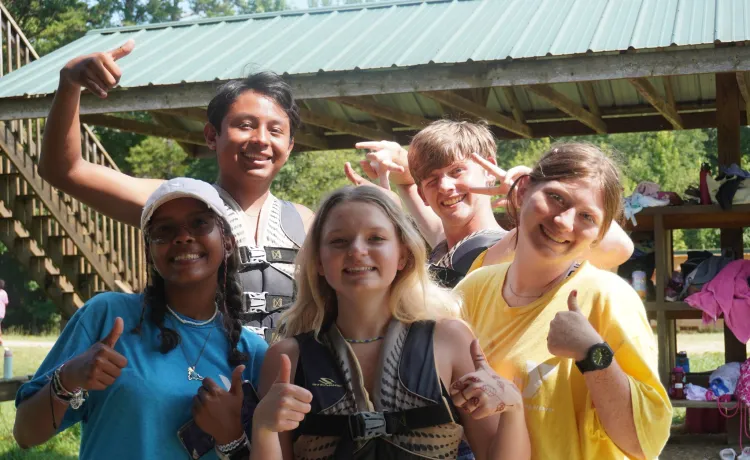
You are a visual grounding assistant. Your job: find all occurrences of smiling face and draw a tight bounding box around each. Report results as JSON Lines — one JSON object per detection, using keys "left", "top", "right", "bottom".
{"left": 147, "top": 198, "right": 228, "bottom": 287}
{"left": 417, "top": 157, "right": 492, "bottom": 226}
{"left": 317, "top": 201, "right": 407, "bottom": 303}
{"left": 516, "top": 177, "right": 605, "bottom": 263}
{"left": 208, "top": 90, "right": 294, "bottom": 185}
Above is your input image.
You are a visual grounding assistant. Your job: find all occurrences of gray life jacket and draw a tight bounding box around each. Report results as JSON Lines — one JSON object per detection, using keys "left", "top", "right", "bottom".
{"left": 214, "top": 186, "right": 305, "bottom": 342}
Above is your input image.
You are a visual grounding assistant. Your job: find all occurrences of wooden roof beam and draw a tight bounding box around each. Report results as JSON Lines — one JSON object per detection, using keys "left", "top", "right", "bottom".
{"left": 79, "top": 114, "right": 206, "bottom": 145}
{"left": 299, "top": 108, "right": 394, "bottom": 142}
{"left": 580, "top": 82, "right": 601, "bottom": 118}
{"left": 293, "top": 130, "right": 330, "bottom": 150}
{"left": 150, "top": 111, "right": 213, "bottom": 158}
{"left": 330, "top": 96, "right": 431, "bottom": 128}
{"left": 502, "top": 87, "right": 525, "bottom": 124}
{"left": 421, "top": 90, "right": 532, "bottom": 138}
{"left": 528, "top": 84, "right": 607, "bottom": 134}
{"left": 628, "top": 78, "right": 683, "bottom": 130}
{"left": 153, "top": 108, "right": 208, "bottom": 123}
{"left": 735, "top": 72, "right": 750, "bottom": 117}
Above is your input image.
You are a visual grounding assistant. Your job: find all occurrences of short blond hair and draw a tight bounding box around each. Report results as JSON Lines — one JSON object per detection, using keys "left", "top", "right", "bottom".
{"left": 278, "top": 186, "right": 461, "bottom": 339}
{"left": 408, "top": 119, "right": 496, "bottom": 185}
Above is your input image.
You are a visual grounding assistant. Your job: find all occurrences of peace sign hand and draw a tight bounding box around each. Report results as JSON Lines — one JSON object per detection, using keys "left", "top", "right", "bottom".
{"left": 355, "top": 141, "right": 414, "bottom": 186}
{"left": 60, "top": 39, "right": 135, "bottom": 98}
{"left": 456, "top": 152, "right": 532, "bottom": 209}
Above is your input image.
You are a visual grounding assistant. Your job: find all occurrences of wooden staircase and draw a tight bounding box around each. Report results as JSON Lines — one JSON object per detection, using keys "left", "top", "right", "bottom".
{"left": 0, "top": 2, "right": 145, "bottom": 317}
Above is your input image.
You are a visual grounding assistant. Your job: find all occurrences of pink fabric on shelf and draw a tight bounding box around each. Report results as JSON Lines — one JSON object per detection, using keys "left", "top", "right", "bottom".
{"left": 686, "top": 260, "right": 750, "bottom": 343}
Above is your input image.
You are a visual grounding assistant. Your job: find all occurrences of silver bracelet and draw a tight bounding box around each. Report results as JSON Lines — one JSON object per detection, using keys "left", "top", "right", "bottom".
{"left": 52, "top": 365, "right": 87, "bottom": 410}
{"left": 216, "top": 431, "right": 248, "bottom": 455}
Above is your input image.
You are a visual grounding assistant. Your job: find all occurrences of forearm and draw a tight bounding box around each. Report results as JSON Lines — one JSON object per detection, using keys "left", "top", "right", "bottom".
{"left": 249, "top": 428, "right": 284, "bottom": 460}
{"left": 39, "top": 78, "right": 84, "bottom": 187}
{"left": 587, "top": 223, "right": 634, "bottom": 270}
{"left": 396, "top": 183, "right": 444, "bottom": 247}
{"left": 583, "top": 361, "right": 644, "bottom": 458}
{"left": 488, "top": 407, "right": 530, "bottom": 460}
{"left": 14, "top": 381, "right": 71, "bottom": 448}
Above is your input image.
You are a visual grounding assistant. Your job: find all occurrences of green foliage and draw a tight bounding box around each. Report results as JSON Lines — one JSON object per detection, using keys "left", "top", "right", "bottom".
{"left": 271, "top": 150, "right": 365, "bottom": 209}
{"left": 307, "top": 0, "right": 379, "bottom": 7}
{"left": 126, "top": 137, "right": 188, "bottom": 178}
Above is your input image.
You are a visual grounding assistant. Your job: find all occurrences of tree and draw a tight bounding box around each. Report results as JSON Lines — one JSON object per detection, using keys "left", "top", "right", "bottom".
{"left": 271, "top": 150, "right": 365, "bottom": 208}
{"left": 126, "top": 137, "right": 188, "bottom": 178}
{"left": 308, "top": 0, "right": 380, "bottom": 7}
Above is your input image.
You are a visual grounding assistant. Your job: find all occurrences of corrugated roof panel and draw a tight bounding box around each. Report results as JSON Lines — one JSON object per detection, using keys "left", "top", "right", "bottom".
{"left": 2, "top": 0, "right": 750, "bottom": 99}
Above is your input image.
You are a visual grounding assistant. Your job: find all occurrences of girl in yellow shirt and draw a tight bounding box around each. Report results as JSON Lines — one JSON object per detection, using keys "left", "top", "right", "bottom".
{"left": 453, "top": 143, "right": 672, "bottom": 460}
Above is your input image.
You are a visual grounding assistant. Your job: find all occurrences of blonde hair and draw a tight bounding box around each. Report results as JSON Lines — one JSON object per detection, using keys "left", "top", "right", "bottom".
{"left": 279, "top": 186, "right": 461, "bottom": 338}
{"left": 507, "top": 142, "right": 624, "bottom": 241}
{"left": 408, "top": 119, "right": 497, "bottom": 185}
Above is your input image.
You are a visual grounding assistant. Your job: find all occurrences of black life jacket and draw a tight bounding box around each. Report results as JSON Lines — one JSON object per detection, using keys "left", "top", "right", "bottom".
{"left": 293, "top": 320, "right": 464, "bottom": 459}
{"left": 215, "top": 186, "right": 306, "bottom": 343}
{"left": 428, "top": 231, "right": 505, "bottom": 288}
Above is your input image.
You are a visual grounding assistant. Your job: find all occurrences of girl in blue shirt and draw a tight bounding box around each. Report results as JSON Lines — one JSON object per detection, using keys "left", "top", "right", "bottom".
{"left": 14, "top": 178, "right": 267, "bottom": 459}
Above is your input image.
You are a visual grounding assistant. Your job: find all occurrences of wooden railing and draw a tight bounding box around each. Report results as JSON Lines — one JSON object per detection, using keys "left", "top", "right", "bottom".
{"left": 0, "top": 2, "right": 145, "bottom": 298}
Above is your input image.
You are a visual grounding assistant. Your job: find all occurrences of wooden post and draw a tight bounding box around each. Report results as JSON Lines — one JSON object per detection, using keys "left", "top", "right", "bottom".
{"left": 717, "top": 72, "right": 747, "bottom": 447}
{"left": 716, "top": 73, "right": 746, "bottom": 363}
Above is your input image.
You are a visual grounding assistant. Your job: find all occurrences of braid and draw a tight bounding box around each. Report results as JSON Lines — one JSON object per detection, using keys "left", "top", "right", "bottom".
{"left": 146, "top": 268, "right": 181, "bottom": 353}
{"left": 136, "top": 241, "right": 180, "bottom": 353}
{"left": 218, "top": 219, "right": 249, "bottom": 367}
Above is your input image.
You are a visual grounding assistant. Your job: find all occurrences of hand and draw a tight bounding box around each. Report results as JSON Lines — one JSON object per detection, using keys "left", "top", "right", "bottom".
{"left": 455, "top": 152, "right": 532, "bottom": 209}
{"left": 343, "top": 162, "right": 402, "bottom": 206}
{"left": 60, "top": 39, "right": 135, "bottom": 98}
{"left": 60, "top": 317, "right": 128, "bottom": 391}
{"left": 355, "top": 141, "right": 414, "bottom": 186}
{"left": 547, "top": 291, "right": 603, "bottom": 361}
{"left": 253, "top": 354, "right": 313, "bottom": 434}
{"left": 450, "top": 339, "right": 522, "bottom": 419}
{"left": 192, "top": 365, "right": 246, "bottom": 445}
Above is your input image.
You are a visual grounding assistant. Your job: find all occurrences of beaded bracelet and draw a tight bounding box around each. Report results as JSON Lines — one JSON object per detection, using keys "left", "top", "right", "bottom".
{"left": 215, "top": 432, "right": 249, "bottom": 459}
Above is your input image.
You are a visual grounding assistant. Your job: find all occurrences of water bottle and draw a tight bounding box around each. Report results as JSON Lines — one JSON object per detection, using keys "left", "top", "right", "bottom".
{"left": 632, "top": 271, "right": 647, "bottom": 300}
{"left": 676, "top": 351, "right": 690, "bottom": 373}
{"left": 3, "top": 348, "right": 12, "bottom": 379}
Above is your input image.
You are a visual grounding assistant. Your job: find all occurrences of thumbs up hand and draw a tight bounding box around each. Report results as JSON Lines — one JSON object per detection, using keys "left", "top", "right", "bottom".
{"left": 60, "top": 39, "right": 135, "bottom": 98}
{"left": 449, "top": 339, "right": 522, "bottom": 420}
{"left": 546, "top": 290, "right": 603, "bottom": 361}
{"left": 192, "top": 365, "right": 246, "bottom": 444}
{"left": 253, "top": 354, "right": 313, "bottom": 434}
{"left": 59, "top": 317, "right": 129, "bottom": 392}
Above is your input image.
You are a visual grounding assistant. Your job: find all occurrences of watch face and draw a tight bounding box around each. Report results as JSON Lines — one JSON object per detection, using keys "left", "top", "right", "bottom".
{"left": 591, "top": 344, "right": 614, "bottom": 367}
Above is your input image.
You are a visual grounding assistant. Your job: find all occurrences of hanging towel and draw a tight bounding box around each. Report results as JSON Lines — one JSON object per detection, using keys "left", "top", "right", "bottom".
{"left": 686, "top": 260, "right": 750, "bottom": 343}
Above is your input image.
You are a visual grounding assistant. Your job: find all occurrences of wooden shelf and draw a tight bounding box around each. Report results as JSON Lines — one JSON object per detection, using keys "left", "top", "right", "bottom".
{"left": 627, "top": 204, "right": 750, "bottom": 231}
{"left": 645, "top": 302, "right": 703, "bottom": 320}
{"left": 671, "top": 399, "right": 737, "bottom": 409}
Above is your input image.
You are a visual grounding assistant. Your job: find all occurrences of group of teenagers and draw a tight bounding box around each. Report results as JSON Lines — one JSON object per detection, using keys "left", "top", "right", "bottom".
{"left": 13, "top": 40, "right": 672, "bottom": 460}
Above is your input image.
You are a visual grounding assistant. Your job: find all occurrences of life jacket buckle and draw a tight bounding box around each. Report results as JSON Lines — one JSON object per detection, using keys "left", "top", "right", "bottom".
{"left": 244, "top": 292, "right": 269, "bottom": 313}
{"left": 239, "top": 247, "right": 268, "bottom": 267}
{"left": 349, "top": 412, "right": 389, "bottom": 441}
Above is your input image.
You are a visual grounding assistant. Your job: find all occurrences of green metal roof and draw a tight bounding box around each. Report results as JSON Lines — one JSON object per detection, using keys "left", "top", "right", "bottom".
{"left": 0, "top": 0, "right": 748, "bottom": 99}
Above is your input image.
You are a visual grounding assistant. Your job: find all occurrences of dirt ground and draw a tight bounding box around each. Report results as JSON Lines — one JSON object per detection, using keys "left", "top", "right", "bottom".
{"left": 662, "top": 433, "right": 740, "bottom": 459}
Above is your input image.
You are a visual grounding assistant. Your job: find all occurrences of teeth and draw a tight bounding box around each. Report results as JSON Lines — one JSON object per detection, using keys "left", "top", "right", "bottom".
{"left": 242, "top": 152, "right": 268, "bottom": 161}
{"left": 174, "top": 254, "right": 201, "bottom": 261}
{"left": 441, "top": 196, "right": 464, "bottom": 206}
{"left": 345, "top": 267, "right": 375, "bottom": 273}
{"left": 541, "top": 226, "right": 568, "bottom": 244}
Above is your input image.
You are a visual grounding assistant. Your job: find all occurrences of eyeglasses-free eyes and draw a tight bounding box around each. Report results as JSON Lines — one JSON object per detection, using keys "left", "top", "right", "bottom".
{"left": 146, "top": 213, "right": 218, "bottom": 244}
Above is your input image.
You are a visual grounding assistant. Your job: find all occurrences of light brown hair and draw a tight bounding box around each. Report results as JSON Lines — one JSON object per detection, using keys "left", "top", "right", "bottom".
{"left": 279, "top": 186, "right": 461, "bottom": 339}
{"left": 507, "top": 142, "right": 624, "bottom": 241}
{"left": 408, "top": 120, "right": 496, "bottom": 185}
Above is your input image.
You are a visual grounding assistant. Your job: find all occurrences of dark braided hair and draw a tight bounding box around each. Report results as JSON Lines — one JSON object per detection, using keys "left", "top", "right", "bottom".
{"left": 133, "top": 216, "right": 249, "bottom": 367}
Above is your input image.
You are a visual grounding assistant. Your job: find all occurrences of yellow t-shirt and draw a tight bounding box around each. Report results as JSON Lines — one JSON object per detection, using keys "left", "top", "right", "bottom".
{"left": 455, "top": 261, "right": 672, "bottom": 460}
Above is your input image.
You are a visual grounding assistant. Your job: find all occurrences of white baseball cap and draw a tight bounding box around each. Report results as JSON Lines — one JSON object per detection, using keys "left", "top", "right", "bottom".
{"left": 140, "top": 177, "right": 228, "bottom": 231}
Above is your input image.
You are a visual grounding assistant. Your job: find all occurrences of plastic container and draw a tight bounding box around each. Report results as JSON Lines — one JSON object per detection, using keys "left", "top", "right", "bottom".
{"left": 676, "top": 351, "right": 690, "bottom": 373}
{"left": 670, "top": 366, "right": 686, "bottom": 399}
{"left": 632, "top": 271, "right": 647, "bottom": 300}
